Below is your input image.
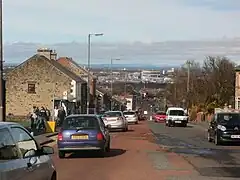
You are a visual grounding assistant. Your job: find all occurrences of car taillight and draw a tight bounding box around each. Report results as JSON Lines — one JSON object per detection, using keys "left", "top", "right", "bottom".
{"left": 97, "top": 133, "right": 104, "bottom": 140}
{"left": 58, "top": 133, "right": 63, "bottom": 141}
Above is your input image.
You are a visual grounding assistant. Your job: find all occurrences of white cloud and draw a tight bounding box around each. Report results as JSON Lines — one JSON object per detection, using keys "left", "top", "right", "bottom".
{"left": 3, "top": 0, "right": 240, "bottom": 43}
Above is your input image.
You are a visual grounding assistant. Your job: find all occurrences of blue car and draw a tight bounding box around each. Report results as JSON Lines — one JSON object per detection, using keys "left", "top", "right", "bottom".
{"left": 57, "top": 114, "right": 111, "bottom": 158}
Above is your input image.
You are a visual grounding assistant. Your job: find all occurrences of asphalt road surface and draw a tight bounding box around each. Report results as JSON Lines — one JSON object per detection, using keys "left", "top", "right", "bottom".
{"left": 149, "top": 121, "right": 240, "bottom": 180}
{"left": 47, "top": 121, "right": 240, "bottom": 180}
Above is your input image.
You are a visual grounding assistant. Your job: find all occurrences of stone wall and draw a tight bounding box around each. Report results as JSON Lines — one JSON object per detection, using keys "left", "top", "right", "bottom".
{"left": 6, "top": 56, "right": 72, "bottom": 116}
{"left": 195, "top": 112, "right": 213, "bottom": 122}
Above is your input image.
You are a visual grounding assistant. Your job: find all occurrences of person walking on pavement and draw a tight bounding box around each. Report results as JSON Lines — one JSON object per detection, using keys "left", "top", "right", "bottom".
{"left": 37, "top": 106, "right": 47, "bottom": 132}
{"left": 54, "top": 106, "right": 59, "bottom": 122}
{"left": 58, "top": 106, "right": 66, "bottom": 127}
{"left": 30, "top": 106, "right": 37, "bottom": 130}
{"left": 45, "top": 107, "right": 51, "bottom": 121}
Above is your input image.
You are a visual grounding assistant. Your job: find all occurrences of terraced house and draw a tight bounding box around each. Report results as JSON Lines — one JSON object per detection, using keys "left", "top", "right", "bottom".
{"left": 57, "top": 57, "right": 110, "bottom": 112}
{"left": 5, "top": 48, "right": 87, "bottom": 116}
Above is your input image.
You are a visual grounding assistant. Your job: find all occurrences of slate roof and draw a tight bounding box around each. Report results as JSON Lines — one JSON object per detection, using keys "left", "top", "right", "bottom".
{"left": 7, "top": 54, "right": 86, "bottom": 84}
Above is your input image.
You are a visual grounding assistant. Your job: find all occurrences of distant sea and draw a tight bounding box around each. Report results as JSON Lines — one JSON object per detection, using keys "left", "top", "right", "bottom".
{"left": 4, "top": 62, "right": 178, "bottom": 70}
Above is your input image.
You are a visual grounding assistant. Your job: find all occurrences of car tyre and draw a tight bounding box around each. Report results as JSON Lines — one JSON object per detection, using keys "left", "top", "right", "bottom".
{"left": 182, "top": 123, "right": 187, "bottom": 127}
{"left": 135, "top": 121, "right": 138, "bottom": 124}
{"left": 214, "top": 133, "right": 221, "bottom": 145}
{"left": 51, "top": 172, "right": 57, "bottom": 180}
{"left": 106, "top": 141, "right": 111, "bottom": 152}
{"left": 58, "top": 151, "right": 65, "bottom": 159}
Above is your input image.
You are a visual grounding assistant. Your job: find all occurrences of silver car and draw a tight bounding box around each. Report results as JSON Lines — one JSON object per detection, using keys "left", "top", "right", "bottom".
{"left": 102, "top": 111, "right": 128, "bottom": 131}
{"left": 123, "top": 111, "right": 138, "bottom": 124}
{"left": 0, "top": 122, "right": 56, "bottom": 180}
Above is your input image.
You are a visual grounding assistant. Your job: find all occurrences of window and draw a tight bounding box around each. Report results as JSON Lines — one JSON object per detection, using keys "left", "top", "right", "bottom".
{"left": 0, "top": 128, "right": 19, "bottom": 160}
{"left": 169, "top": 110, "right": 184, "bottom": 116}
{"left": 11, "top": 127, "right": 37, "bottom": 157}
{"left": 63, "top": 116, "right": 98, "bottom": 130}
{"left": 28, "top": 83, "right": 36, "bottom": 93}
{"left": 104, "top": 111, "right": 122, "bottom": 117}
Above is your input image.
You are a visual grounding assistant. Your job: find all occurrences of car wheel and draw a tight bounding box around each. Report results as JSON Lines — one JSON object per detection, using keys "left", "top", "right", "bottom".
{"left": 106, "top": 141, "right": 110, "bottom": 152}
{"left": 58, "top": 151, "right": 65, "bottom": 159}
{"left": 207, "top": 132, "right": 212, "bottom": 142}
{"left": 135, "top": 121, "right": 138, "bottom": 124}
{"left": 214, "top": 133, "right": 221, "bottom": 145}
{"left": 51, "top": 172, "right": 57, "bottom": 180}
{"left": 182, "top": 123, "right": 187, "bottom": 127}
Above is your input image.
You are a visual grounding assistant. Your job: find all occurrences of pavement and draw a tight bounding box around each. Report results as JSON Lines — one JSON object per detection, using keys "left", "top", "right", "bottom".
{"left": 34, "top": 132, "right": 58, "bottom": 145}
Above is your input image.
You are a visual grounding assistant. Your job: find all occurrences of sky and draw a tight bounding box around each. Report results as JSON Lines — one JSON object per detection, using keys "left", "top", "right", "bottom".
{"left": 4, "top": 0, "right": 240, "bottom": 43}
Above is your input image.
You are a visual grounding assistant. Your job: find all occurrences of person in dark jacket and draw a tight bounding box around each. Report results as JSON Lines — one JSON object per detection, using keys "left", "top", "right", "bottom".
{"left": 57, "top": 107, "right": 66, "bottom": 126}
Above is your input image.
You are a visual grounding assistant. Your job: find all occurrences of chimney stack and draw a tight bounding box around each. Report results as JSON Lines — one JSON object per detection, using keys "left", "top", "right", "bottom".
{"left": 37, "top": 48, "right": 57, "bottom": 60}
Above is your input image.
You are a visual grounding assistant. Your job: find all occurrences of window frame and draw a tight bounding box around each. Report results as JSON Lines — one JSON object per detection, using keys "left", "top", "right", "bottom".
{"left": 10, "top": 126, "right": 40, "bottom": 158}
{"left": 0, "top": 127, "right": 21, "bottom": 160}
{"left": 27, "top": 83, "right": 36, "bottom": 94}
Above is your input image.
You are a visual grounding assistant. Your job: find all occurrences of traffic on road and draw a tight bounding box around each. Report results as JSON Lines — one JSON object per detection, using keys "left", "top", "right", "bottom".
{"left": 2, "top": 107, "right": 240, "bottom": 179}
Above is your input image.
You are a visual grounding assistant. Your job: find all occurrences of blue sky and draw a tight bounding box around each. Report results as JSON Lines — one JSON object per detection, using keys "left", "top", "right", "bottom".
{"left": 4, "top": 0, "right": 240, "bottom": 43}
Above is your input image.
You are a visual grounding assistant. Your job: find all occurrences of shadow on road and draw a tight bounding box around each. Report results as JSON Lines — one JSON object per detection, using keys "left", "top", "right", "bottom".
{"left": 198, "top": 167, "right": 240, "bottom": 178}
{"left": 66, "top": 149, "right": 127, "bottom": 159}
{"left": 109, "top": 129, "right": 134, "bottom": 133}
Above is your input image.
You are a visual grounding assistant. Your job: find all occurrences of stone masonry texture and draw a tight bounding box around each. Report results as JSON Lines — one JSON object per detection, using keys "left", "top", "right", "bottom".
{"left": 6, "top": 55, "right": 73, "bottom": 116}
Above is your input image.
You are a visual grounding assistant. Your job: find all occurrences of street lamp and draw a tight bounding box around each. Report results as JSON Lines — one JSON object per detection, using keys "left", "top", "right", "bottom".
{"left": 110, "top": 58, "right": 120, "bottom": 110}
{"left": 0, "top": 0, "right": 3, "bottom": 121}
{"left": 87, "top": 33, "right": 103, "bottom": 114}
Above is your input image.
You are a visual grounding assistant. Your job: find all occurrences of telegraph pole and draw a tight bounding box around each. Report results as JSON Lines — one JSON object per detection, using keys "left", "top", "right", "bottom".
{"left": 187, "top": 61, "right": 190, "bottom": 93}
{"left": 186, "top": 60, "right": 191, "bottom": 109}
{"left": 0, "top": 0, "right": 3, "bottom": 121}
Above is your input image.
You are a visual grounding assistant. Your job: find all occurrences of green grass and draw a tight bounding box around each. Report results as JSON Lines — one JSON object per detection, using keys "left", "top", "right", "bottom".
{"left": 6, "top": 116, "right": 30, "bottom": 127}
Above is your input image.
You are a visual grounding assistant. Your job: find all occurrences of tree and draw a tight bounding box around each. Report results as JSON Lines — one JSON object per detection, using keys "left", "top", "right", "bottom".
{"left": 166, "top": 56, "right": 235, "bottom": 109}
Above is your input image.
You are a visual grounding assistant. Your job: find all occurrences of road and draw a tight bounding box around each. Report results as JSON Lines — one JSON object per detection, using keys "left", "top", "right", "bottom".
{"left": 48, "top": 121, "right": 240, "bottom": 180}
{"left": 51, "top": 121, "right": 162, "bottom": 180}
{"left": 149, "top": 122, "right": 240, "bottom": 179}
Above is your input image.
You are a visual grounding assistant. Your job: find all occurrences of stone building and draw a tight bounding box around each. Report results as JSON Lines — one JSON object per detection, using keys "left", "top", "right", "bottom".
{"left": 235, "top": 66, "right": 240, "bottom": 109}
{"left": 57, "top": 57, "right": 102, "bottom": 111}
{"left": 6, "top": 50, "right": 87, "bottom": 116}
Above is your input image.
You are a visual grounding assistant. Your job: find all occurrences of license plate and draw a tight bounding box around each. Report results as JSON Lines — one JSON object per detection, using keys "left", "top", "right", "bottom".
{"left": 71, "top": 135, "right": 89, "bottom": 140}
{"left": 175, "top": 121, "right": 182, "bottom": 123}
{"left": 231, "top": 135, "right": 240, "bottom": 139}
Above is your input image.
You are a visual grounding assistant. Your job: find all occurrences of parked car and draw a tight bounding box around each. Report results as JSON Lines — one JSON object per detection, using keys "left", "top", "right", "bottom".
{"left": 153, "top": 111, "right": 167, "bottom": 123}
{"left": 102, "top": 111, "right": 128, "bottom": 131}
{"left": 165, "top": 107, "right": 188, "bottom": 127}
{"left": 0, "top": 122, "right": 56, "bottom": 180}
{"left": 207, "top": 111, "right": 240, "bottom": 145}
{"left": 123, "top": 111, "right": 138, "bottom": 124}
{"left": 57, "top": 114, "right": 111, "bottom": 158}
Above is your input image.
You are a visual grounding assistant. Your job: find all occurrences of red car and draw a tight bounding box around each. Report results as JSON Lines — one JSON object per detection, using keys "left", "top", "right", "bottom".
{"left": 153, "top": 111, "right": 166, "bottom": 123}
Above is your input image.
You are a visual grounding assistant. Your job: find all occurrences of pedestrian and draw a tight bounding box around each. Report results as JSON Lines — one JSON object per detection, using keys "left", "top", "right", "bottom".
{"left": 58, "top": 106, "right": 66, "bottom": 127}
{"left": 54, "top": 106, "right": 59, "bottom": 122}
{"left": 30, "top": 106, "right": 37, "bottom": 130}
{"left": 45, "top": 107, "right": 51, "bottom": 121}
{"left": 36, "top": 106, "right": 47, "bottom": 132}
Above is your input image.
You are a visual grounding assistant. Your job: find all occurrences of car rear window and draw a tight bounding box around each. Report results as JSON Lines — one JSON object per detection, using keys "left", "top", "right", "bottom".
{"left": 156, "top": 112, "right": 166, "bottom": 115}
{"left": 62, "top": 116, "right": 99, "bottom": 130}
{"left": 104, "top": 112, "right": 122, "bottom": 117}
{"left": 169, "top": 110, "right": 184, "bottom": 116}
{"left": 217, "top": 113, "right": 240, "bottom": 124}
{"left": 123, "top": 111, "right": 135, "bottom": 115}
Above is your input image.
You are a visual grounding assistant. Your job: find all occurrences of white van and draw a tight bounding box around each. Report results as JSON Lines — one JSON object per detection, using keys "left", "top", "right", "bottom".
{"left": 165, "top": 107, "right": 188, "bottom": 127}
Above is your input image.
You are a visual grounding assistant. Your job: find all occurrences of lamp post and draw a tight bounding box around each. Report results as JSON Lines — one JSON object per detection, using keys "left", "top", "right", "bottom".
{"left": 0, "top": 0, "right": 3, "bottom": 121}
{"left": 110, "top": 58, "right": 120, "bottom": 110}
{"left": 87, "top": 33, "right": 103, "bottom": 114}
